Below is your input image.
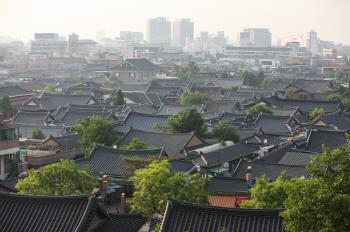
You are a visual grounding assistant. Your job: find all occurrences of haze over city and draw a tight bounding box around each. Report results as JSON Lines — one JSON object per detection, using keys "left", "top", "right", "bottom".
{"left": 1, "top": 0, "right": 350, "bottom": 45}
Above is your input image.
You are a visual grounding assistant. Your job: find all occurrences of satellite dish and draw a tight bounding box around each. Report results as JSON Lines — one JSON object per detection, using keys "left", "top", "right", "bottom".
{"left": 264, "top": 139, "right": 268, "bottom": 144}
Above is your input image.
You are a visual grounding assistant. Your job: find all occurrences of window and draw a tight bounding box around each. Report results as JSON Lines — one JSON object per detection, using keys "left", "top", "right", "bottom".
{"left": 129, "top": 73, "right": 135, "bottom": 77}
{"left": 139, "top": 72, "right": 142, "bottom": 77}
{"left": 300, "top": 94, "right": 308, "bottom": 100}
{"left": 115, "top": 73, "right": 120, "bottom": 77}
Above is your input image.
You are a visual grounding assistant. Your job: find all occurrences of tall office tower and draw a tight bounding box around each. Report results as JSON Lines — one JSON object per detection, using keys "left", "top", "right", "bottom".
{"left": 68, "top": 33, "right": 79, "bottom": 53}
{"left": 120, "top": 31, "right": 132, "bottom": 41}
{"left": 146, "top": 17, "right": 171, "bottom": 45}
{"left": 172, "top": 18, "right": 194, "bottom": 48}
{"left": 217, "top": 31, "right": 224, "bottom": 38}
{"left": 200, "top": 31, "right": 209, "bottom": 38}
{"left": 131, "top": 32, "right": 144, "bottom": 42}
{"left": 307, "top": 29, "right": 318, "bottom": 54}
{"left": 237, "top": 28, "right": 271, "bottom": 47}
{"left": 96, "top": 30, "right": 105, "bottom": 42}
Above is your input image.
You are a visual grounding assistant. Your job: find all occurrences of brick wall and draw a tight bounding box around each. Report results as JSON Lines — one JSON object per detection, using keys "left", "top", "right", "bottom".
{"left": 293, "top": 90, "right": 312, "bottom": 100}
{"left": 0, "top": 139, "right": 19, "bottom": 150}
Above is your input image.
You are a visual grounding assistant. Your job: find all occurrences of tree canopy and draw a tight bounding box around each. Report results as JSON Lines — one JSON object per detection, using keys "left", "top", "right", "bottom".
{"left": 281, "top": 135, "right": 350, "bottom": 231}
{"left": 71, "top": 115, "right": 119, "bottom": 155}
{"left": 226, "top": 86, "right": 239, "bottom": 92}
{"left": 336, "top": 70, "right": 345, "bottom": 79}
{"left": 237, "top": 71, "right": 257, "bottom": 86}
{"left": 107, "top": 89, "right": 125, "bottom": 105}
{"left": 31, "top": 127, "right": 45, "bottom": 140}
{"left": 261, "top": 77, "right": 271, "bottom": 87}
{"left": 248, "top": 104, "right": 273, "bottom": 118}
{"left": 178, "top": 91, "right": 212, "bottom": 105}
{"left": 173, "top": 61, "right": 200, "bottom": 80}
{"left": 16, "top": 159, "right": 95, "bottom": 196}
{"left": 257, "top": 70, "right": 265, "bottom": 79}
{"left": 0, "top": 94, "right": 16, "bottom": 116}
{"left": 211, "top": 121, "right": 240, "bottom": 143}
{"left": 310, "top": 108, "right": 324, "bottom": 120}
{"left": 43, "top": 84, "right": 60, "bottom": 94}
{"left": 153, "top": 106, "right": 207, "bottom": 136}
{"left": 120, "top": 138, "right": 151, "bottom": 150}
{"left": 148, "top": 78, "right": 159, "bottom": 86}
{"left": 276, "top": 66, "right": 285, "bottom": 73}
{"left": 328, "top": 72, "right": 335, "bottom": 78}
{"left": 130, "top": 160, "right": 210, "bottom": 218}
{"left": 220, "top": 72, "right": 229, "bottom": 79}
{"left": 73, "top": 90, "right": 83, "bottom": 95}
{"left": 285, "top": 88, "right": 297, "bottom": 99}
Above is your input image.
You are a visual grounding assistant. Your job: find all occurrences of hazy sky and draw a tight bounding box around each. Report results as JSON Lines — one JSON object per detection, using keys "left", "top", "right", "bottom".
{"left": 1, "top": 0, "right": 350, "bottom": 45}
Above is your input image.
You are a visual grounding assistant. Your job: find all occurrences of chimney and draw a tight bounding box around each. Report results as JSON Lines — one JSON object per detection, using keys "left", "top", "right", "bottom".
{"left": 0, "top": 113, "right": 3, "bottom": 123}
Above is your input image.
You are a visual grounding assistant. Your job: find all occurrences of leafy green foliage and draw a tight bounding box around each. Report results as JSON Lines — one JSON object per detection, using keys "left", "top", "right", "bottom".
{"left": 287, "top": 69, "right": 294, "bottom": 72}
{"left": 107, "top": 90, "right": 125, "bottom": 105}
{"left": 248, "top": 105, "right": 273, "bottom": 118}
{"left": 92, "top": 73, "right": 105, "bottom": 78}
{"left": 328, "top": 72, "right": 334, "bottom": 78}
{"left": 71, "top": 115, "right": 119, "bottom": 155}
{"left": 153, "top": 106, "right": 207, "bottom": 136}
{"left": 43, "top": 84, "right": 60, "bottom": 94}
{"left": 150, "top": 104, "right": 161, "bottom": 110}
{"left": 281, "top": 135, "right": 350, "bottom": 231}
{"left": 178, "top": 91, "right": 212, "bottom": 105}
{"left": 149, "top": 78, "right": 159, "bottom": 86}
{"left": 0, "top": 94, "right": 16, "bottom": 116}
{"left": 8, "top": 70, "right": 19, "bottom": 77}
{"left": 271, "top": 76, "right": 283, "bottom": 82}
{"left": 109, "top": 72, "right": 117, "bottom": 79}
{"left": 74, "top": 82, "right": 84, "bottom": 87}
{"left": 336, "top": 70, "right": 345, "bottom": 79}
{"left": 261, "top": 77, "right": 271, "bottom": 87}
{"left": 173, "top": 61, "right": 200, "bottom": 80}
{"left": 342, "top": 99, "right": 350, "bottom": 109}
{"left": 226, "top": 86, "right": 239, "bottom": 92}
{"left": 276, "top": 66, "right": 285, "bottom": 73}
{"left": 220, "top": 72, "right": 229, "bottom": 78}
{"left": 120, "top": 138, "right": 150, "bottom": 150}
{"left": 286, "top": 88, "right": 297, "bottom": 99}
{"left": 73, "top": 90, "right": 83, "bottom": 95}
{"left": 240, "top": 171, "right": 298, "bottom": 208}
{"left": 238, "top": 71, "right": 257, "bottom": 86}
{"left": 16, "top": 159, "right": 95, "bottom": 196}
{"left": 256, "top": 70, "right": 265, "bottom": 79}
{"left": 31, "top": 128, "right": 45, "bottom": 139}
{"left": 62, "top": 76, "right": 75, "bottom": 81}
{"left": 343, "top": 54, "right": 349, "bottom": 63}
{"left": 211, "top": 121, "right": 240, "bottom": 143}
{"left": 310, "top": 108, "right": 324, "bottom": 120}
{"left": 130, "top": 160, "right": 210, "bottom": 218}
{"left": 327, "top": 94, "right": 342, "bottom": 101}
{"left": 21, "top": 69, "right": 33, "bottom": 73}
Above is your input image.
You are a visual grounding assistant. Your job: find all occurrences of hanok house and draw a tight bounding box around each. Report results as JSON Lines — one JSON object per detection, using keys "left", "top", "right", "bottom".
{"left": 0, "top": 113, "right": 27, "bottom": 180}
{"left": 0, "top": 86, "right": 36, "bottom": 106}
{"left": 109, "top": 58, "right": 161, "bottom": 81}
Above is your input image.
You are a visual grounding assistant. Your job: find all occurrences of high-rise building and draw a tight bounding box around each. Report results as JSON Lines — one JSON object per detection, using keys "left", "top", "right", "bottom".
{"left": 307, "top": 30, "right": 318, "bottom": 54}
{"left": 96, "top": 30, "right": 105, "bottom": 42}
{"left": 172, "top": 18, "right": 194, "bottom": 48}
{"left": 237, "top": 28, "right": 271, "bottom": 47}
{"left": 217, "top": 31, "right": 224, "bottom": 38}
{"left": 68, "top": 33, "right": 79, "bottom": 53}
{"left": 146, "top": 17, "right": 171, "bottom": 45}
{"left": 31, "top": 33, "right": 67, "bottom": 55}
{"left": 200, "top": 31, "right": 209, "bottom": 38}
{"left": 131, "top": 32, "right": 144, "bottom": 42}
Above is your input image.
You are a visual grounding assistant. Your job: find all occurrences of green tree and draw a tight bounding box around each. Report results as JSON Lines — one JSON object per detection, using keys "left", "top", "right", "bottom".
{"left": 120, "top": 138, "right": 150, "bottom": 150}
{"left": 107, "top": 90, "right": 126, "bottom": 105}
{"left": 338, "top": 85, "right": 346, "bottom": 94}
{"left": 73, "top": 90, "right": 83, "bottom": 95}
{"left": 77, "top": 75, "right": 85, "bottom": 82}
{"left": 240, "top": 171, "right": 298, "bottom": 209}
{"left": 220, "top": 72, "right": 229, "bottom": 79}
{"left": 74, "top": 82, "right": 84, "bottom": 87}
{"left": 248, "top": 105, "right": 273, "bottom": 118}
{"left": 336, "top": 70, "right": 345, "bottom": 79}
{"left": 342, "top": 99, "right": 350, "bottom": 109}
{"left": 131, "top": 160, "right": 210, "bottom": 218}
{"left": 211, "top": 121, "right": 240, "bottom": 143}
{"left": 343, "top": 54, "right": 348, "bottom": 63}
{"left": 281, "top": 135, "right": 350, "bottom": 231}
{"left": 16, "top": 159, "right": 95, "bottom": 196}
{"left": 43, "top": 84, "right": 58, "bottom": 94}
{"left": 287, "top": 69, "right": 294, "bottom": 72}
{"left": 92, "top": 73, "right": 105, "bottom": 78}
{"left": 71, "top": 115, "right": 119, "bottom": 155}
{"left": 31, "top": 128, "right": 45, "bottom": 139}
{"left": 271, "top": 76, "right": 283, "bottom": 82}
{"left": 153, "top": 106, "right": 207, "bottom": 136}
{"left": 188, "top": 61, "right": 200, "bottom": 75}
{"left": 62, "top": 76, "right": 75, "bottom": 81}
{"left": 346, "top": 61, "right": 350, "bottom": 66}
{"left": 327, "top": 94, "right": 342, "bottom": 101}
{"left": 261, "top": 77, "right": 271, "bottom": 87}
{"left": 8, "top": 70, "right": 19, "bottom": 77}
{"left": 227, "top": 86, "right": 239, "bottom": 92}
{"left": 238, "top": 71, "right": 257, "bottom": 86}
{"left": 310, "top": 108, "right": 324, "bottom": 120}
{"left": 178, "top": 91, "right": 212, "bottom": 105}
{"left": 149, "top": 78, "right": 159, "bottom": 86}
{"left": 21, "top": 69, "right": 33, "bottom": 73}
{"left": 328, "top": 72, "right": 335, "bottom": 78}
{"left": 257, "top": 70, "right": 265, "bottom": 79}
{"left": 276, "top": 66, "right": 285, "bottom": 73}
{"left": 109, "top": 72, "right": 117, "bottom": 79}
{"left": 285, "top": 88, "right": 297, "bottom": 99}
{"left": 173, "top": 64, "right": 188, "bottom": 80}
{"left": 0, "top": 94, "right": 15, "bottom": 116}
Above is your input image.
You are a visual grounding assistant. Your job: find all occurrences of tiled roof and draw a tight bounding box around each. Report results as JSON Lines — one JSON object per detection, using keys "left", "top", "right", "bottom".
{"left": 262, "top": 142, "right": 295, "bottom": 163}
{"left": 312, "top": 111, "right": 350, "bottom": 130}
{"left": 125, "top": 104, "right": 155, "bottom": 114}
{"left": 189, "top": 85, "right": 224, "bottom": 98}
{"left": 270, "top": 106, "right": 299, "bottom": 116}
{"left": 204, "top": 100, "right": 239, "bottom": 114}
{"left": 0, "top": 175, "right": 27, "bottom": 192}
{"left": 155, "top": 104, "right": 204, "bottom": 115}
{"left": 233, "top": 160, "right": 311, "bottom": 180}
{"left": 237, "top": 128, "right": 262, "bottom": 140}
{"left": 259, "top": 95, "right": 342, "bottom": 113}
{"left": 278, "top": 152, "right": 322, "bottom": 166}
{"left": 18, "top": 125, "right": 69, "bottom": 138}
{"left": 49, "top": 57, "right": 88, "bottom": 64}
{"left": 75, "top": 144, "right": 164, "bottom": 176}
{"left": 295, "top": 130, "right": 348, "bottom": 153}
{"left": 116, "top": 128, "right": 204, "bottom": 158}
{"left": 84, "top": 63, "right": 107, "bottom": 72}
{"left": 296, "top": 124, "right": 338, "bottom": 132}
{"left": 169, "top": 160, "right": 196, "bottom": 173}
{"left": 210, "top": 112, "right": 253, "bottom": 127}
{"left": 91, "top": 213, "right": 147, "bottom": 232}
{"left": 146, "top": 85, "right": 182, "bottom": 97}
{"left": 161, "top": 198, "right": 286, "bottom": 232}
{"left": 267, "top": 81, "right": 291, "bottom": 92}
{"left": 64, "top": 87, "right": 92, "bottom": 95}
{"left": 110, "top": 58, "right": 161, "bottom": 71}
{"left": 243, "top": 134, "right": 286, "bottom": 146}
{"left": 54, "top": 106, "right": 105, "bottom": 120}
{"left": 207, "top": 176, "right": 253, "bottom": 192}
{"left": 185, "top": 75, "right": 211, "bottom": 84}
{"left": 42, "top": 134, "right": 82, "bottom": 149}
{"left": 226, "top": 92, "right": 256, "bottom": 103}
{"left": 18, "top": 82, "right": 46, "bottom": 91}
{"left": 54, "top": 110, "right": 116, "bottom": 127}
{"left": 287, "top": 79, "right": 337, "bottom": 93}
{"left": 155, "top": 78, "right": 179, "bottom": 85}
{"left": 208, "top": 195, "right": 236, "bottom": 208}
{"left": 206, "top": 78, "right": 244, "bottom": 88}
{"left": 11, "top": 111, "right": 52, "bottom": 125}
{"left": 0, "top": 192, "right": 107, "bottom": 232}
{"left": 17, "top": 105, "right": 44, "bottom": 112}
{"left": 0, "top": 85, "right": 33, "bottom": 98}
{"left": 114, "top": 112, "right": 170, "bottom": 134}
{"left": 58, "top": 81, "right": 79, "bottom": 89}
{"left": 123, "top": 92, "right": 171, "bottom": 105}
{"left": 113, "top": 83, "right": 150, "bottom": 91}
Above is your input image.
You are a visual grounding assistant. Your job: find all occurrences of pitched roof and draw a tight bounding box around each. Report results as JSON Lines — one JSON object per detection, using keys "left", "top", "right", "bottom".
{"left": 270, "top": 106, "right": 300, "bottom": 116}
{"left": 125, "top": 104, "right": 155, "bottom": 114}
{"left": 64, "top": 87, "right": 93, "bottom": 95}
{"left": 207, "top": 176, "right": 253, "bottom": 192}
{"left": 110, "top": 58, "right": 161, "bottom": 71}
{"left": 48, "top": 57, "right": 88, "bottom": 64}
{"left": 54, "top": 110, "right": 116, "bottom": 127}
{"left": 189, "top": 85, "right": 224, "bottom": 98}
{"left": 75, "top": 144, "right": 165, "bottom": 176}
{"left": 161, "top": 198, "right": 286, "bottom": 232}
{"left": 0, "top": 175, "right": 27, "bottom": 192}
{"left": 226, "top": 92, "right": 256, "bottom": 103}
{"left": 233, "top": 160, "right": 311, "bottom": 180}
{"left": 259, "top": 95, "right": 342, "bottom": 113}
{"left": 311, "top": 111, "right": 350, "bottom": 131}
{"left": 0, "top": 85, "right": 33, "bottom": 98}
{"left": 210, "top": 112, "right": 253, "bottom": 127}
{"left": 116, "top": 128, "right": 205, "bottom": 158}
{"left": 206, "top": 78, "right": 244, "bottom": 88}
{"left": 237, "top": 128, "right": 262, "bottom": 140}
{"left": 114, "top": 83, "right": 150, "bottom": 92}
{"left": 18, "top": 82, "right": 46, "bottom": 91}
{"left": 11, "top": 111, "right": 52, "bottom": 125}
{"left": 0, "top": 192, "right": 107, "bottom": 232}
{"left": 58, "top": 81, "right": 80, "bottom": 89}
{"left": 261, "top": 142, "right": 296, "bottom": 163}
{"left": 169, "top": 160, "right": 196, "bottom": 173}
{"left": 155, "top": 104, "right": 204, "bottom": 115}
{"left": 42, "top": 134, "right": 82, "bottom": 149}
{"left": 204, "top": 100, "right": 239, "bottom": 114}
{"left": 123, "top": 92, "right": 171, "bottom": 105}
{"left": 185, "top": 75, "right": 211, "bottom": 84}
{"left": 278, "top": 152, "right": 322, "bottom": 166}
{"left": 146, "top": 85, "right": 183, "bottom": 97}
{"left": 18, "top": 125, "right": 70, "bottom": 139}
{"left": 91, "top": 213, "right": 147, "bottom": 232}
{"left": 286, "top": 79, "right": 337, "bottom": 93}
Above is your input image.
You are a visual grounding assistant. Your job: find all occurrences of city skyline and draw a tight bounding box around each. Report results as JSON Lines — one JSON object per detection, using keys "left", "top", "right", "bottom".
{"left": 1, "top": 0, "right": 350, "bottom": 45}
